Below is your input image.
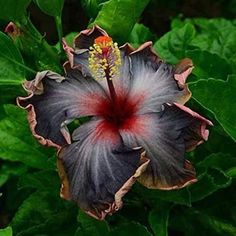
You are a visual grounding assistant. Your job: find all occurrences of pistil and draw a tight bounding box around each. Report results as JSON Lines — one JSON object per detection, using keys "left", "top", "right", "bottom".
{"left": 88, "top": 36, "right": 121, "bottom": 103}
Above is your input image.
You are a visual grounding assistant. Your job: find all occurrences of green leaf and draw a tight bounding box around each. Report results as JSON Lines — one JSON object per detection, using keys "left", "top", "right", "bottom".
{"left": 149, "top": 202, "right": 171, "bottom": 236}
{"left": 0, "top": 105, "right": 54, "bottom": 169}
{"left": 0, "top": 226, "right": 13, "bottom": 236}
{"left": 226, "top": 167, "right": 236, "bottom": 178}
{"left": 111, "top": 222, "right": 152, "bottom": 236}
{"left": 190, "top": 19, "right": 236, "bottom": 58}
{"left": 0, "top": 173, "right": 8, "bottom": 187}
{"left": 0, "top": 32, "right": 25, "bottom": 83}
{"left": 197, "top": 153, "right": 236, "bottom": 173}
{"left": 0, "top": 84, "right": 26, "bottom": 105}
{"left": 11, "top": 191, "right": 77, "bottom": 236}
{"left": 201, "top": 124, "right": 236, "bottom": 157}
{"left": 76, "top": 210, "right": 110, "bottom": 236}
{"left": 55, "top": 32, "right": 78, "bottom": 50}
{"left": 189, "top": 75, "right": 236, "bottom": 141}
{"left": 0, "top": 0, "right": 31, "bottom": 22}
{"left": 185, "top": 49, "right": 232, "bottom": 81}
{"left": 15, "top": 211, "right": 78, "bottom": 236}
{"left": 81, "top": 0, "right": 108, "bottom": 19}
{"left": 188, "top": 168, "right": 232, "bottom": 202}
{"left": 192, "top": 184, "right": 236, "bottom": 227}
{"left": 128, "top": 23, "right": 154, "bottom": 48}
{"left": 35, "top": 0, "right": 64, "bottom": 17}
{"left": 93, "top": 0, "right": 150, "bottom": 43}
{"left": 0, "top": 31, "right": 26, "bottom": 103}
{"left": 134, "top": 184, "right": 191, "bottom": 207}
{"left": 5, "top": 20, "right": 61, "bottom": 73}
{"left": 154, "top": 23, "right": 195, "bottom": 64}
{"left": 0, "top": 162, "right": 28, "bottom": 187}
{"left": 188, "top": 153, "right": 235, "bottom": 202}
{"left": 18, "top": 170, "right": 59, "bottom": 192}
{"left": 178, "top": 18, "right": 236, "bottom": 71}
{"left": 170, "top": 208, "right": 236, "bottom": 236}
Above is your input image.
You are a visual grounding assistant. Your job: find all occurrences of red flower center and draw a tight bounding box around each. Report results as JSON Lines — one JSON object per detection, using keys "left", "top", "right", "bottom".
{"left": 99, "top": 94, "right": 140, "bottom": 129}
{"left": 92, "top": 93, "right": 143, "bottom": 143}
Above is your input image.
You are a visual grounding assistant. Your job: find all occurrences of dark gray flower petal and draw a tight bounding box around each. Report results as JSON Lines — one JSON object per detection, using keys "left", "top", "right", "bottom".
{"left": 74, "top": 25, "right": 108, "bottom": 49}
{"left": 130, "top": 42, "right": 162, "bottom": 72}
{"left": 128, "top": 43, "right": 191, "bottom": 114}
{"left": 120, "top": 103, "right": 212, "bottom": 189}
{"left": 73, "top": 49, "right": 91, "bottom": 77}
{"left": 58, "top": 118, "right": 148, "bottom": 219}
{"left": 17, "top": 69, "right": 108, "bottom": 147}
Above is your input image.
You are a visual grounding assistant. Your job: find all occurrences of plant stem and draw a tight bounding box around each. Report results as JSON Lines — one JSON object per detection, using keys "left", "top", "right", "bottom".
{"left": 55, "top": 15, "right": 63, "bottom": 54}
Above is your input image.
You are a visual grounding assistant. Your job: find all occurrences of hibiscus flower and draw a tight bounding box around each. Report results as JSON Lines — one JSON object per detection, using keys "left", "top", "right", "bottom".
{"left": 17, "top": 26, "right": 212, "bottom": 220}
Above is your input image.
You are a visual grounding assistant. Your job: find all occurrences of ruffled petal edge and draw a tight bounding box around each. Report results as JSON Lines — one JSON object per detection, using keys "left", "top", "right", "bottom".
{"left": 17, "top": 71, "right": 71, "bottom": 149}
{"left": 74, "top": 25, "right": 108, "bottom": 49}
{"left": 173, "top": 102, "right": 213, "bottom": 151}
{"left": 57, "top": 151, "right": 150, "bottom": 220}
{"left": 138, "top": 158, "right": 197, "bottom": 190}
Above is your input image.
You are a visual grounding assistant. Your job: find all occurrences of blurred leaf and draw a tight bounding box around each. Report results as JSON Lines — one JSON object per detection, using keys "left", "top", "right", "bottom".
{"left": 110, "top": 222, "right": 152, "bottom": 236}
{"left": 93, "top": 0, "right": 150, "bottom": 43}
{"left": 197, "top": 153, "right": 236, "bottom": 173}
{"left": 189, "top": 168, "right": 232, "bottom": 202}
{"left": 134, "top": 184, "right": 191, "bottom": 207}
{"left": 227, "top": 168, "right": 236, "bottom": 177}
{"left": 170, "top": 17, "right": 187, "bottom": 29}
{"left": 202, "top": 125, "right": 236, "bottom": 157}
{"left": 0, "top": 84, "right": 25, "bottom": 105}
{"left": 18, "top": 170, "right": 59, "bottom": 191}
{"left": 0, "top": 31, "right": 27, "bottom": 104}
{"left": 128, "top": 23, "right": 154, "bottom": 48}
{"left": 0, "top": 105, "right": 54, "bottom": 169}
{"left": 0, "top": 173, "right": 8, "bottom": 187}
{"left": 0, "top": 226, "right": 13, "bottom": 236}
{"left": 76, "top": 210, "right": 110, "bottom": 236}
{"left": 187, "top": 153, "right": 235, "bottom": 202}
{"left": 186, "top": 49, "right": 232, "bottom": 81}
{"left": 0, "top": 0, "right": 31, "bottom": 22}
{"left": 149, "top": 202, "right": 171, "bottom": 236}
{"left": 5, "top": 20, "right": 61, "bottom": 73}
{"left": 0, "top": 32, "right": 25, "bottom": 81}
{"left": 15, "top": 211, "right": 78, "bottom": 236}
{"left": 173, "top": 18, "right": 236, "bottom": 71}
{"left": 35, "top": 0, "right": 64, "bottom": 17}
{"left": 190, "top": 19, "right": 236, "bottom": 63}
{"left": 0, "top": 162, "right": 28, "bottom": 187}
{"left": 55, "top": 31, "right": 78, "bottom": 50}
{"left": 170, "top": 207, "right": 236, "bottom": 236}
{"left": 11, "top": 191, "right": 77, "bottom": 236}
{"left": 76, "top": 211, "right": 152, "bottom": 236}
{"left": 1, "top": 177, "right": 33, "bottom": 218}
{"left": 154, "top": 23, "right": 195, "bottom": 64}
{"left": 189, "top": 75, "right": 236, "bottom": 141}
{"left": 192, "top": 183, "right": 236, "bottom": 226}
{"left": 81, "top": 0, "right": 108, "bottom": 19}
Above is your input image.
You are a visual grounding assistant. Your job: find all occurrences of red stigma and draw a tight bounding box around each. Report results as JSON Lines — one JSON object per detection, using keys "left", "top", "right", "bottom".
{"left": 95, "top": 36, "right": 113, "bottom": 55}
{"left": 95, "top": 36, "right": 112, "bottom": 45}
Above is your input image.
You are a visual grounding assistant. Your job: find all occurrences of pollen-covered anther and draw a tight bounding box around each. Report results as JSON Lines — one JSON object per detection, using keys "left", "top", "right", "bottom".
{"left": 89, "top": 36, "right": 121, "bottom": 81}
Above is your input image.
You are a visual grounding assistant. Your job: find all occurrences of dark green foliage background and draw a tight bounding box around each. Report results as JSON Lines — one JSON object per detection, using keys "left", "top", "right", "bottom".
{"left": 0, "top": 0, "right": 236, "bottom": 235}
